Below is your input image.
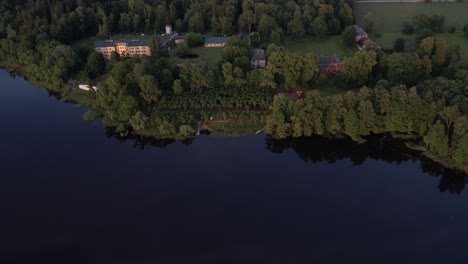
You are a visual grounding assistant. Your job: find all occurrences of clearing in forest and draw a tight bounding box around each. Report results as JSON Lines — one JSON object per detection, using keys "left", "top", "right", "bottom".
{"left": 283, "top": 36, "right": 356, "bottom": 58}
{"left": 172, "top": 46, "right": 223, "bottom": 66}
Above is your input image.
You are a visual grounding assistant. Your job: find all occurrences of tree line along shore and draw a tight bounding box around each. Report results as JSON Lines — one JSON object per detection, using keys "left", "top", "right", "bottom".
{"left": 0, "top": 0, "right": 467, "bottom": 172}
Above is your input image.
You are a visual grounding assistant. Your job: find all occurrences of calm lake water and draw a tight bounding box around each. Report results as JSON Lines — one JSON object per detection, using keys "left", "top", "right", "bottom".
{"left": 0, "top": 69, "right": 467, "bottom": 264}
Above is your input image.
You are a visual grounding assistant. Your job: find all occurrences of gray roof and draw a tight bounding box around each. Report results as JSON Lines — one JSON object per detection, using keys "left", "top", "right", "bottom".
{"left": 94, "top": 40, "right": 115, "bottom": 48}
{"left": 354, "top": 25, "right": 368, "bottom": 37}
{"left": 128, "top": 39, "right": 149, "bottom": 46}
{"left": 94, "top": 39, "right": 149, "bottom": 48}
{"left": 250, "top": 48, "right": 266, "bottom": 61}
{"left": 317, "top": 54, "right": 342, "bottom": 69}
{"left": 204, "top": 36, "right": 228, "bottom": 44}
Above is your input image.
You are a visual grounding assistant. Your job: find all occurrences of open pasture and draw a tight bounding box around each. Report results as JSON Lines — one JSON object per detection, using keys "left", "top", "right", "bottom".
{"left": 354, "top": 3, "right": 468, "bottom": 32}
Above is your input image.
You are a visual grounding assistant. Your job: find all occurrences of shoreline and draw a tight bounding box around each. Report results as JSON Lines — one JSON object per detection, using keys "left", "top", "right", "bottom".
{"left": 0, "top": 66, "right": 466, "bottom": 174}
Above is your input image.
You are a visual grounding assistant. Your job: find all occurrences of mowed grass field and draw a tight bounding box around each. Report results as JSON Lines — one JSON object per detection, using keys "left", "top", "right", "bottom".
{"left": 283, "top": 36, "right": 356, "bottom": 57}
{"left": 171, "top": 46, "right": 222, "bottom": 66}
{"left": 354, "top": 2, "right": 468, "bottom": 62}
{"left": 188, "top": 46, "right": 223, "bottom": 65}
{"left": 354, "top": 3, "right": 468, "bottom": 32}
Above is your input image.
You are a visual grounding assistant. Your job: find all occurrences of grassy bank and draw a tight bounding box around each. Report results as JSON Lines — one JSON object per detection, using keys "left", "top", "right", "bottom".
{"left": 205, "top": 121, "right": 263, "bottom": 136}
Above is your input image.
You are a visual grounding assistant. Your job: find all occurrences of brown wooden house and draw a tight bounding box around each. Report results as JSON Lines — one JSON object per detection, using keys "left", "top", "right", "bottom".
{"left": 354, "top": 25, "right": 370, "bottom": 50}
{"left": 317, "top": 54, "right": 343, "bottom": 74}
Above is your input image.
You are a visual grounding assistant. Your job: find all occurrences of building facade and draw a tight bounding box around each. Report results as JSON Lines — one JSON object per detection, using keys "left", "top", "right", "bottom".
{"left": 317, "top": 54, "right": 343, "bottom": 74}
{"left": 165, "top": 25, "right": 173, "bottom": 35}
{"left": 94, "top": 39, "right": 151, "bottom": 59}
{"left": 249, "top": 48, "right": 266, "bottom": 68}
{"left": 204, "top": 36, "right": 228, "bottom": 48}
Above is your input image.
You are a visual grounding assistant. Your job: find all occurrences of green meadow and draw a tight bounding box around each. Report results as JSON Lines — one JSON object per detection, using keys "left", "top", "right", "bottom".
{"left": 354, "top": 2, "right": 468, "bottom": 32}
{"left": 283, "top": 36, "right": 355, "bottom": 57}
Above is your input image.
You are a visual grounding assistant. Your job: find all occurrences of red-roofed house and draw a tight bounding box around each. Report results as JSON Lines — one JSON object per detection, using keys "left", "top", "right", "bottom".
{"left": 317, "top": 55, "right": 343, "bottom": 74}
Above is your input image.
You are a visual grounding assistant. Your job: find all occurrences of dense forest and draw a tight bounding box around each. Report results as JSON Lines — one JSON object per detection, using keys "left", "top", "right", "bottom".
{"left": 0, "top": 0, "right": 354, "bottom": 40}
{"left": 0, "top": 0, "right": 466, "bottom": 172}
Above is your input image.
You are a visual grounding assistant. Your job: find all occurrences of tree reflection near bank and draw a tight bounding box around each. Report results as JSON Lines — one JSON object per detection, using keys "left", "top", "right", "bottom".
{"left": 265, "top": 135, "right": 467, "bottom": 194}
{"left": 104, "top": 127, "right": 466, "bottom": 194}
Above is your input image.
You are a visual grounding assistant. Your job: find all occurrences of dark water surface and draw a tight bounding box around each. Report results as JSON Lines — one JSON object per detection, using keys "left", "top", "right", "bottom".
{"left": 0, "top": 70, "right": 467, "bottom": 264}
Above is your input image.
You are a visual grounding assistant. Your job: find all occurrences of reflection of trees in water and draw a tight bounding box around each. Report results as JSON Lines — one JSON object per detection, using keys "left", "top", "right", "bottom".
{"left": 265, "top": 134, "right": 419, "bottom": 165}
{"left": 104, "top": 127, "right": 466, "bottom": 194}
{"left": 265, "top": 135, "right": 467, "bottom": 194}
{"left": 104, "top": 126, "right": 181, "bottom": 149}
{"left": 419, "top": 158, "right": 467, "bottom": 195}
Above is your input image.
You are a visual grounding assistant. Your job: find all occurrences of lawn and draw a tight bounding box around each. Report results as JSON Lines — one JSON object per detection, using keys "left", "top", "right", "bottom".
{"left": 179, "top": 36, "right": 356, "bottom": 65}
{"left": 371, "top": 32, "right": 412, "bottom": 49}
{"left": 354, "top": 2, "right": 468, "bottom": 32}
{"left": 283, "top": 36, "right": 356, "bottom": 57}
{"left": 171, "top": 46, "right": 223, "bottom": 66}
{"left": 189, "top": 47, "right": 223, "bottom": 65}
{"left": 440, "top": 33, "right": 468, "bottom": 62}
{"left": 354, "top": 2, "right": 468, "bottom": 62}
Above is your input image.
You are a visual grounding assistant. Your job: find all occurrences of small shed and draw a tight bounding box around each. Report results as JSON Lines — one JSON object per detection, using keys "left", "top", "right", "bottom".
{"left": 204, "top": 36, "right": 228, "bottom": 48}
{"left": 175, "top": 36, "right": 185, "bottom": 44}
{"left": 317, "top": 54, "right": 343, "bottom": 74}
{"left": 249, "top": 48, "right": 266, "bottom": 68}
{"left": 78, "top": 84, "right": 98, "bottom": 92}
{"left": 354, "top": 25, "right": 368, "bottom": 44}
{"left": 165, "top": 25, "right": 173, "bottom": 35}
